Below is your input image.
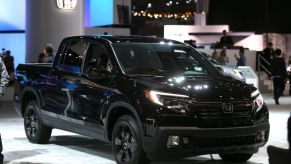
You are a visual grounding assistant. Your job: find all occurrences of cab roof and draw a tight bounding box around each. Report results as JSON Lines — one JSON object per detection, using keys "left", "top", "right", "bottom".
{"left": 64, "top": 35, "right": 184, "bottom": 45}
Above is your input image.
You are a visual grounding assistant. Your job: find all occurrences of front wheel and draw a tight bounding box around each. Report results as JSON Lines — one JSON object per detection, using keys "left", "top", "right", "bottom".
{"left": 219, "top": 153, "right": 253, "bottom": 162}
{"left": 24, "top": 100, "right": 52, "bottom": 144}
{"left": 112, "top": 115, "right": 150, "bottom": 164}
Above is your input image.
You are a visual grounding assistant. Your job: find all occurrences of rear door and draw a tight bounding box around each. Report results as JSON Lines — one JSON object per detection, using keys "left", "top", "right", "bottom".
{"left": 43, "top": 39, "right": 87, "bottom": 118}
{"left": 42, "top": 39, "right": 119, "bottom": 139}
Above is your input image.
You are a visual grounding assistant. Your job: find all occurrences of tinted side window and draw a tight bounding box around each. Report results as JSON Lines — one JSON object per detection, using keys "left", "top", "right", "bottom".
{"left": 84, "top": 43, "right": 110, "bottom": 74}
{"left": 61, "top": 40, "right": 87, "bottom": 73}
{"left": 55, "top": 41, "right": 69, "bottom": 66}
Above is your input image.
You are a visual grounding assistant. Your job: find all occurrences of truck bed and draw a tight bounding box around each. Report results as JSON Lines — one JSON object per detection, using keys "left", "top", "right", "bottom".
{"left": 16, "top": 63, "right": 52, "bottom": 77}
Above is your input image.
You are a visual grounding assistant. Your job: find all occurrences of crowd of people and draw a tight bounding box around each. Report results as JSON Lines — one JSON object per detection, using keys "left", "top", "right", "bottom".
{"left": 211, "top": 30, "right": 246, "bottom": 67}
{"left": 211, "top": 31, "right": 291, "bottom": 162}
{"left": 212, "top": 30, "right": 290, "bottom": 105}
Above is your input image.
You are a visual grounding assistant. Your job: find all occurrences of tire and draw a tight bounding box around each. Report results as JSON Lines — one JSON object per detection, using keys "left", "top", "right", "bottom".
{"left": 219, "top": 153, "right": 253, "bottom": 162}
{"left": 24, "top": 100, "right": 52, "bottom": 144}
{"left": 112, "top": 115, "right": 150, "bottom": 164}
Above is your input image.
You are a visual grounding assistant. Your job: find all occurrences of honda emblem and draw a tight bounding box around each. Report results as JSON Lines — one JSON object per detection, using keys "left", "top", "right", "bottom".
{"left": 56, "top": 0, "right": 78, "bottom": 9}
{"left": 222, "top": 103, "right": 233, "bottom": 113}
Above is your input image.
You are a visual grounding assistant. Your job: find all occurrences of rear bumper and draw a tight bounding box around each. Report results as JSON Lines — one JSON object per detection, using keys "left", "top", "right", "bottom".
{"left": 143, "top": 121, "right": 269, "bottom": 160}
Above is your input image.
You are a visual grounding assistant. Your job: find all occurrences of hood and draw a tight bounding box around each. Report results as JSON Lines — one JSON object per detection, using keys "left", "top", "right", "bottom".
{"left": 130, "top": 75, "right": 253, "bottom": 101}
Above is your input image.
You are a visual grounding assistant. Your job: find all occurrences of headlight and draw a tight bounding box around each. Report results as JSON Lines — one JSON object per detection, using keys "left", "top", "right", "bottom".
{"left": 145, "top": 90, "right": 191, "bottom": 114}
{"left": 251, "top": 89, "right": 264, "bottom": 112}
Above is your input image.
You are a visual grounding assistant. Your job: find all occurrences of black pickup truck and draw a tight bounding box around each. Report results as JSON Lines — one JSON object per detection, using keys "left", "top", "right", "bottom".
{"left": 14, "top": 35, "right": 269, "bottom": 164}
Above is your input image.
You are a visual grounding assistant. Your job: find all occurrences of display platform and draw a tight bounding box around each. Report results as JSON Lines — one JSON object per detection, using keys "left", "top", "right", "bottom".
{"left": 1, "top": 94, "right": 290, "bottom": 163}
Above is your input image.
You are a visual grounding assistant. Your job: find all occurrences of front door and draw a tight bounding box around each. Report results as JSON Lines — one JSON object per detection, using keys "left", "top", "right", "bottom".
{"left": 72, "top": 42, "right": 118, "bottom": 127}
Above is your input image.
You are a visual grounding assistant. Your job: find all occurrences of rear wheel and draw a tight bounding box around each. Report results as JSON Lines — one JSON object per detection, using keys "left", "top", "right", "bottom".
{"left": 112, "top": 115, "right": 150, "bottom": 164}
{"left": 219, "top": 153, "right": 253, "bottom": 162}
{"left": 24, "top": 100, "right": 52, "bottom": 144}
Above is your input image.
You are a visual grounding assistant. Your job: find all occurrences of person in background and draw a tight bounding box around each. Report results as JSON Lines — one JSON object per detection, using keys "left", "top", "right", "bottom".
{"left": 282, "top": 51, "right": 288, "bottom": 94}
{"left": 212, "top": 48, "right": 219, "bottom": 60}
{"left": 262, "top": 42, "right": 275, "bottom": 77}
{"left": 0, "top": 55, "right": 9, "bottom": 163}
{"left": 219, "top": 30, "right": 233, "bottom": 49}
{"left": 38, "top": 52, "right": 45, "bottom": 63}
{"left": 270, "top": 49, "right": 288, "bottom": 105}
{"left": 213, "top": 41, "right": 220, "bottom": 49}
{"left": 235, "top": 47, "right": 246, "bottom": 67}
{"left": 263, "top": 42, "right": 275, "bottom": 60}
{"left": 3, "top": 51, "right": 14, "bottom": 85}
{"left": 42, "top": 44, "right": 54, "bottom": 63}
{"left": 217, "top": 49, "right": 229, "bottom": 65}
{"left": 287, "top": 56, "right": 291, "bottom": 95}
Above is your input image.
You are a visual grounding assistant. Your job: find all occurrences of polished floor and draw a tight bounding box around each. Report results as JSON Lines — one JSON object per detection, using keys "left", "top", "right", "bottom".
{"left": 0, "top": 94, "right": 290, "bottom": 164}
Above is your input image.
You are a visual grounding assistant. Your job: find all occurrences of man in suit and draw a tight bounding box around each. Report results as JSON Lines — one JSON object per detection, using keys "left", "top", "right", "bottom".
{"left": 270, "top": 49, "right": 288, "bottom": 105}
{"left": 219, "top": 30, "right": 234, "bottom": 49}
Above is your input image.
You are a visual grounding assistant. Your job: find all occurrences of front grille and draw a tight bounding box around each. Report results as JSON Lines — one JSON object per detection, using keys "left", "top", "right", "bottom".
{"left": 195, "top": 101, "right": 254, "bottom": 128}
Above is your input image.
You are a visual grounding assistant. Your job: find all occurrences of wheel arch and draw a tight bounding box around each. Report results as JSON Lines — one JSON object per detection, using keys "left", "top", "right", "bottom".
{"left": 105, "top": 101, "right": 143, "bottom": 142}
{"left": 21, "top": 87, "right": 43, "bottom": 117}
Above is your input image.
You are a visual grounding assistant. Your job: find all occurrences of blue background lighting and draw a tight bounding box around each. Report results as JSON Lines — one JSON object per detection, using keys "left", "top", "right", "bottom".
{"left": 0, "top": 33, "right": 25, "bottom": 68}
{"left": 0, "top": 0, "right": 25, "bottom": 67}
{"left": 0, "top": 0, "right": 25, "bottom": 31}
{"left": 84, "top": 0, "right": 114, "bottom": 27}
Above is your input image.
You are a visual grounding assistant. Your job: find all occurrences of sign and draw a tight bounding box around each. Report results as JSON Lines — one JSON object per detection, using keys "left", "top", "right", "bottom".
{"left": 57, "top": 0, "right": 78, "bottom": 10}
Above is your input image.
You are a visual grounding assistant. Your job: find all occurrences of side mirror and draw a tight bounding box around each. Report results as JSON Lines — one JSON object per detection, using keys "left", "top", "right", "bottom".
{"left": 216, "top": 66, "right": 224, "bottom": 74}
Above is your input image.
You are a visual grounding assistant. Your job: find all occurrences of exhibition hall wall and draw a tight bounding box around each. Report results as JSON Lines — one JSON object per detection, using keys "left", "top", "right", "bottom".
{"left": 25, "top": 0, "right": 84, "bottom": 62}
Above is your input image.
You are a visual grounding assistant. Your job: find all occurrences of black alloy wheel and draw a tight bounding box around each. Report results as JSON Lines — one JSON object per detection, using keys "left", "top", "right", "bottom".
{"left": 112, "top": 115, "right": 149, "bottom": 164}
{"left": 115, "top": 125, "right": 137, "bottom": 163}
{"left": 24, "top": 107, "right": 39, "bottom": 138}
{"left": 24, "top": 101, "right": 52, "bottom": 144}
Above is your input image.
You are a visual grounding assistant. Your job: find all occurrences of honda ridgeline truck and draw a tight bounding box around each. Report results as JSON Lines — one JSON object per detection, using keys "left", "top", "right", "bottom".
{"left": 14, "top": 35, "right": 269, "bottom": 164}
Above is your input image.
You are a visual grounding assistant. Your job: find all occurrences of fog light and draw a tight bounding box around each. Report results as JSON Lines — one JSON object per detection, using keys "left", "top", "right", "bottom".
{"left": 256, "top": 131, "right": 266, "bottom": 142}
{"left": 167, "top": 136, "right": 180, "bottom": 148}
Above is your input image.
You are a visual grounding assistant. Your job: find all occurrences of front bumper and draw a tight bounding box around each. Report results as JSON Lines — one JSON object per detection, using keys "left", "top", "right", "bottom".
{"left": 143, "top": 121, "right": 269, "bottom": 160}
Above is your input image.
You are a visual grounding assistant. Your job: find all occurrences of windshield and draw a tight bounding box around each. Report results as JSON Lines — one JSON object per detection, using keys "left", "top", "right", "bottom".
{"left": 112, "top": 43, "right": 217, "bottom": 76}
